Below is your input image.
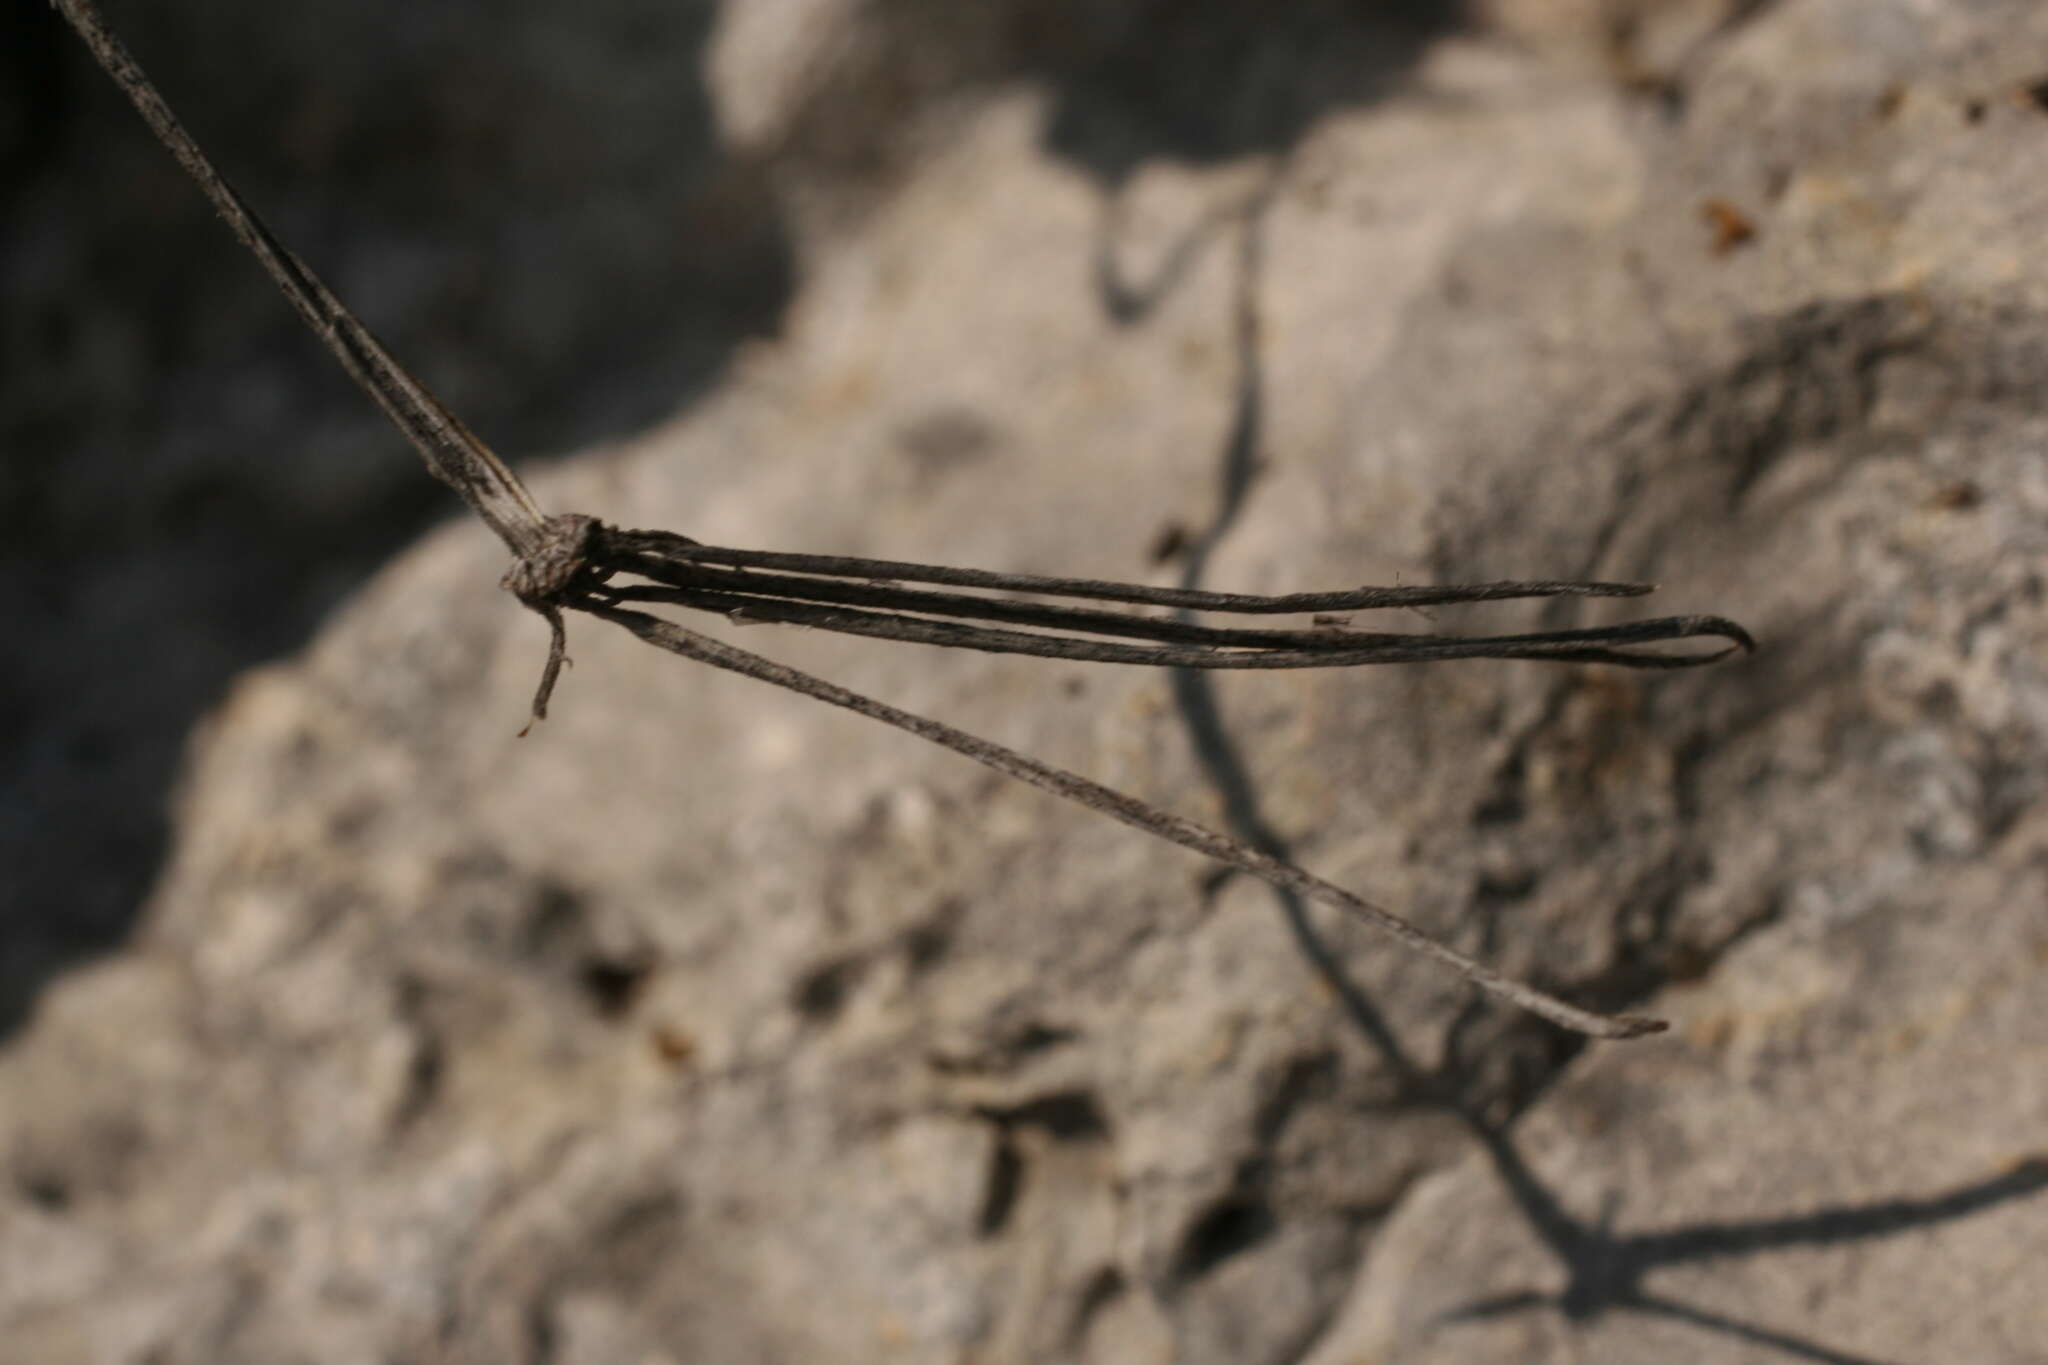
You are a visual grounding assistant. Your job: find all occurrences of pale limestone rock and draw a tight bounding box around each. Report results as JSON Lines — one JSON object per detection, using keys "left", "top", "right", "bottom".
{"left": 7, "top": 2, "right": 2048, "bottom": 1362}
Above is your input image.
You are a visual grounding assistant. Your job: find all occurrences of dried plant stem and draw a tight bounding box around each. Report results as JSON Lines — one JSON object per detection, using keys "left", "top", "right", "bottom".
{"left": 54, "top": 0, "right": 1746, "bottom": 1039}
{"left": 595, "top": 525, "right": 1752, "bottom": 669}
{"left": 603, "top": 583, "right": 1748, "bottom": 670}
{"left": 605, "top": 536, "right": 1663, "bottom": 612}
{"left": 51, "top": 0, "right": 547, "bottom": 559}
{"left": 586, "top": 602, "right": 1666, "bottom": 1038}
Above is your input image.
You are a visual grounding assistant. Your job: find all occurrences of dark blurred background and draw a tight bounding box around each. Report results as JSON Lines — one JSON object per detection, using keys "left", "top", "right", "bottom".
{"left": 3, "top": 0, "right": 789, "bottom": 1040}
{"left": 0, "top": 0, "right": 1463, "bottom": 1038}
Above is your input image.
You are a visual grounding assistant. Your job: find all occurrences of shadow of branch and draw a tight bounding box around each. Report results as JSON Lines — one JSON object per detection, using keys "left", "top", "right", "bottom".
{"left": 1140, "top": 165, "right": 2047, "bottom": 1365}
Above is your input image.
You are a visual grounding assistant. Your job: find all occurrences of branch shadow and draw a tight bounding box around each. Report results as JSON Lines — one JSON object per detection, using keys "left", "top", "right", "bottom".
{"left": 1439, "top": 1126, "right": 2048, "bottom": 1364}
{"left": 1033, "top": 0, "right": 1461, "bottom": 191}
{"left": 1146, "top": 168, "right": 2048, "bottom": 1365}
{"left": 1039, "top": 0, "right": 1464, "bottom": 327}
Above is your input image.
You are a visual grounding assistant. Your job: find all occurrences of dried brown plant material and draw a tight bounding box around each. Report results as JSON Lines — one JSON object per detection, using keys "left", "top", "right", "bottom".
{"left": 53, "top": 0, "right": 1756, "bottom": 1039}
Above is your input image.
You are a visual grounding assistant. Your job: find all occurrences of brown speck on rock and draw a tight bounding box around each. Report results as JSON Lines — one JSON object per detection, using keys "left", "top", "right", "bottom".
{"left": 1700, "top": 197, "right": 1757, "bottom": 255}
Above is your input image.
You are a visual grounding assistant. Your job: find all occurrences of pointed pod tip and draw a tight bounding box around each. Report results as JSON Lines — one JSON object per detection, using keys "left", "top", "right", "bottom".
{"left": 1694, "top": 616, "right": 1758, "bottom": 654}
{"left": 1672, "top": 615, "right": 1758, "bottom": 656}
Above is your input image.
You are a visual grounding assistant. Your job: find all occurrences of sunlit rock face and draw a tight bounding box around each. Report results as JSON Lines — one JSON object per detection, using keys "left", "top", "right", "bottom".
{"left": 5, "top": 2, "right": 2047, "bottom": 1361}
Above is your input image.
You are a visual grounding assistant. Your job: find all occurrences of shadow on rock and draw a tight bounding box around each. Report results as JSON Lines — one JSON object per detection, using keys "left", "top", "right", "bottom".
{"left": 1153, "top": 200, "right": 2048, "bottom": 1364}
{"left": 1440, "top": 1141, "right": 2048, "bottom": 1365}
{"left": 1030, "top": 0, "right": 1461, "bottom": 187}
{"left": 0, "top": 0, "right": 794, "bottom": 1039}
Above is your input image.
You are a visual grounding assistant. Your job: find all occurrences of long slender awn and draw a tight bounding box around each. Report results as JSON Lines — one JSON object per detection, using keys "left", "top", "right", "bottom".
{"left": 54, "top": 0, "right": 1752, "bottom": 1039}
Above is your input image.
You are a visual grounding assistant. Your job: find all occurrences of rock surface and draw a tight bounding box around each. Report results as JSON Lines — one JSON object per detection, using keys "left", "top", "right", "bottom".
{"left": 6, "top": 1, "right": 2048, "bottom": 1362}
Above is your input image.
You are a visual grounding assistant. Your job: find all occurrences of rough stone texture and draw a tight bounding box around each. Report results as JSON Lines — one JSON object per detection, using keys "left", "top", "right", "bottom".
{"left": 6, "top": 1, "right": 2048, "bottom": 1362}
{"left": 1304, "top": 812, "right": 2048, "bottom": 1365}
